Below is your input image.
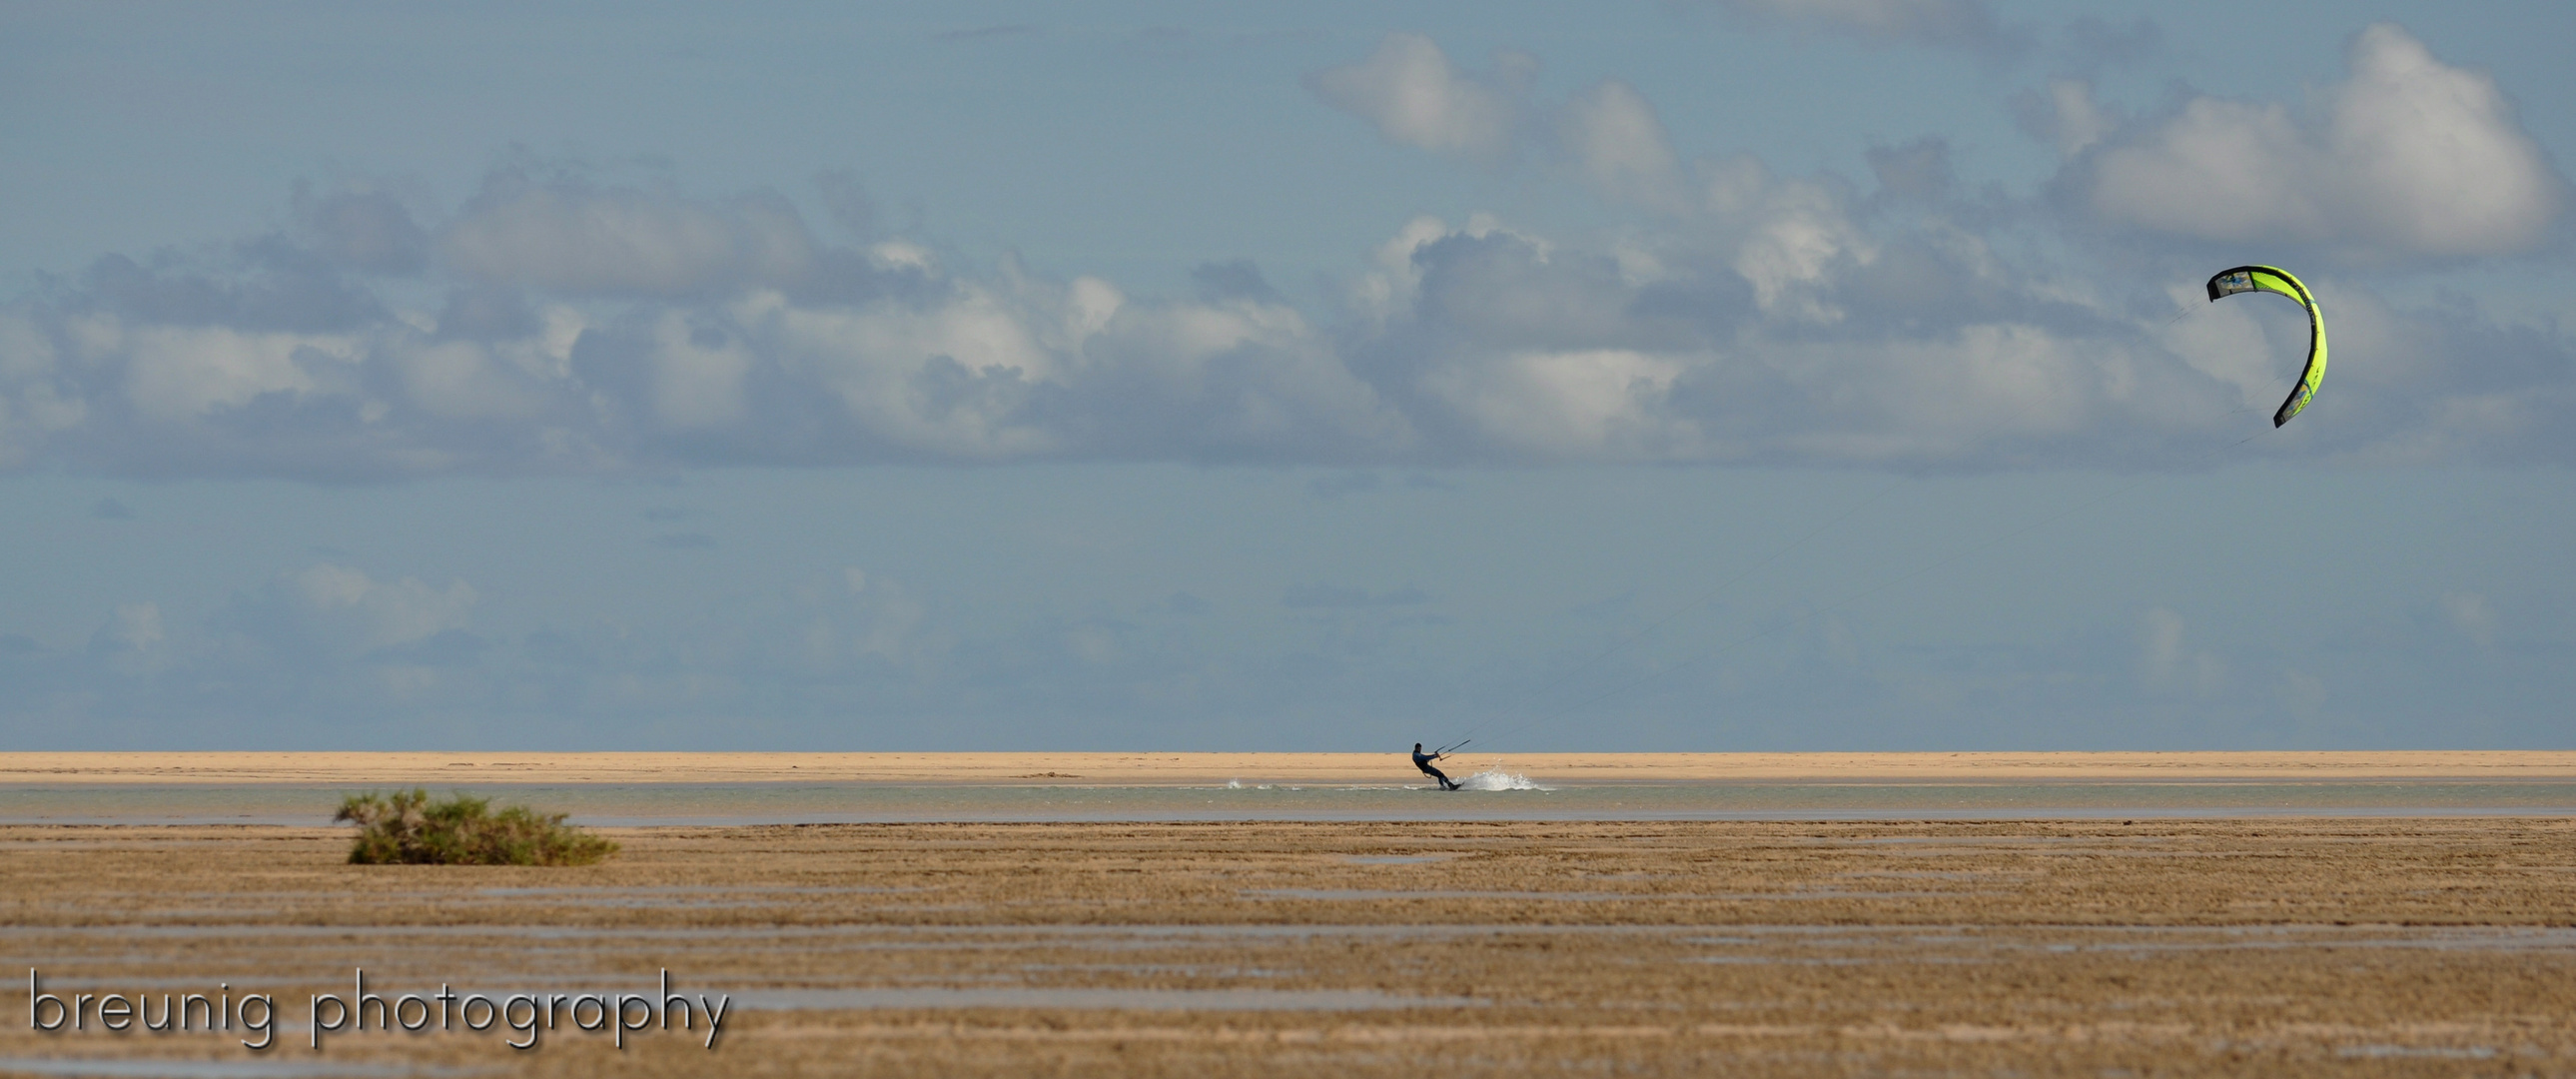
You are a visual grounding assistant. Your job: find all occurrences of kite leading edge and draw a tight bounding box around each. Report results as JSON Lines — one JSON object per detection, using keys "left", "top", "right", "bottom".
{"left": 2205, "top": 265, "right": 2327, "bottom": 428}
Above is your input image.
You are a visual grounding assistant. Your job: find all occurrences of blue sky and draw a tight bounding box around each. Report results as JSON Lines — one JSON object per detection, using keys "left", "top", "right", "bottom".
{"left": 2, "top": 0, "right": 2570, "bottom": 750}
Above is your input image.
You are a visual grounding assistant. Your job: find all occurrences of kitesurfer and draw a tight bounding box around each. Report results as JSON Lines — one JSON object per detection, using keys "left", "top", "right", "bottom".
{"left": 1412, "top": 743, "right": 1458, "bottom": 790}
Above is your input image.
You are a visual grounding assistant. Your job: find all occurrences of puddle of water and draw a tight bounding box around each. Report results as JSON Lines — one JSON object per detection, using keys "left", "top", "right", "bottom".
{"left": 730, "top": 987, "right": 1482, "bottom": 1011}
{"left": 2335, "top": 1045, "right": 2497, "bottom": 1060}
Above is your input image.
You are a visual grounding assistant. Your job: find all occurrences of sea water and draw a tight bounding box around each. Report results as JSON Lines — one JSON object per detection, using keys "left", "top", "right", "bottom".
{"left": 2, "top": 766, "right": 2573, "bottom": 825}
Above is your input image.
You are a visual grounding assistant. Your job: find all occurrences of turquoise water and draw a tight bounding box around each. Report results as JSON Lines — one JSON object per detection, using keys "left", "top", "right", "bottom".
{"left": 3, "top": 776, "right": 2573, "bottom": 825}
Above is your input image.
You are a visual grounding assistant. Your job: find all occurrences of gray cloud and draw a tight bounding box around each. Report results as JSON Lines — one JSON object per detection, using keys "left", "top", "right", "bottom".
{"left": 293, "top": 183, "right": 430, "bottom": 276}
{"left": 812, "top": 170, "right": 879, "bottom": 241}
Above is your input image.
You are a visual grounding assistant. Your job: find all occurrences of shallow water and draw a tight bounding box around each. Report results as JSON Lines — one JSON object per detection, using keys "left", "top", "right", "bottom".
{"left": 2, "top": 775, "right": 2573, "bottom": 825}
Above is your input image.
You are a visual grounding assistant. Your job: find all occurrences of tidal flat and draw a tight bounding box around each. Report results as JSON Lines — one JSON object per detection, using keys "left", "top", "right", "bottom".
{"left": 4, "top": 817, "right": 2575, "bottom": 1077}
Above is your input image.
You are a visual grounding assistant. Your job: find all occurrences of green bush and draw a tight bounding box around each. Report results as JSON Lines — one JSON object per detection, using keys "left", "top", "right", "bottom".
{"left": 334, "top": 789, "right": 617, "bottom": 866}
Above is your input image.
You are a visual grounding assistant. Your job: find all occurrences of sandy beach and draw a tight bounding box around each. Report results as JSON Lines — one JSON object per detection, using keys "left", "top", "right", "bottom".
{"left": 8, "top": 749, "right": 2576, "bottom": 786}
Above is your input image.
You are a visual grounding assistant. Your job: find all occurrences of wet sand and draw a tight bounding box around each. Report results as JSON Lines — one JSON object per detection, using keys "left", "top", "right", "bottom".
{"left": 8, "top": 750, "right": 2576, "bottom": 786}
{"left": 4, "top": 815, "right": 2575, "bottom": 1076}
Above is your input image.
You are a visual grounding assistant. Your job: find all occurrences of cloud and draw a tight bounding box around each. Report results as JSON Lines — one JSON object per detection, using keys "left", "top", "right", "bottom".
{"left": 285, "top": 563, "right": 478, "bottom": 651}
{"left": 180, "top": 562, "right": 482, "bottom": 689}
{"left": 99, "top": 602, "right": 163, "bottom": 651}
{"left": 2278, "top": 666, "right": 2328, "bottom": 722}
{"left": 811, "top": 170, "right": 879, "bottom": 240}
{"left": 2013, "top": 78, "right": 2120, "bottom": 160}
{"left": 2080, "top": 24, "right": 2565, "bottom": 259}
{"left": 440, "top": 171, "right": 821, "bottom": 297}
{"left": 293, "top": 184, "right": 430, "bottom": 276}
{"left": 2137, "top": 606, "right": 2224, "bottom": 695}
{"left": 1190, "top": 260, "right": 1282, "bottom": 304}
{"left": 1696, "top": 0, "right": 2024, "bottom": 57}
{"left": 1559, "top": 81, "right": 1688, "bottom": 213}
{"left": 6, "top": 163, "right": 2573, "bottom": 476}
{"left": 2440, "top": 590, "right": 2496, "bottom": 648}
{"left": 2056, "top": 15, "right": 2161, "bottom": 74}
{"left": 4, "top": 32, "right": 2573, "bottom": 481}
{"left": 1304, "top": 34, "right": 1536, "bottom": 163}
{"left": 85, "top": 602, "right": 166, "bottom": 677}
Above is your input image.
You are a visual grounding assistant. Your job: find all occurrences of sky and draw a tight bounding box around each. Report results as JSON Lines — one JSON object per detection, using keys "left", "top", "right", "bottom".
{"left": 1, "top": 0, "right": 2570, "bottom": 751}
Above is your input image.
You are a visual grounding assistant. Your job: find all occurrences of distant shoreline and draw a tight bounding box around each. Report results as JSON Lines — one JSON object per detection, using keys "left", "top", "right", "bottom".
{"left": 5, "top": 750, "right": 2574, "bottom": 786}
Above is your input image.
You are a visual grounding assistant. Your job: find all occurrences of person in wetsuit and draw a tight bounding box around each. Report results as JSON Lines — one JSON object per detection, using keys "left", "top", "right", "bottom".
{"left": 1412, "top": 743, "right": 1458, "bottom": 790}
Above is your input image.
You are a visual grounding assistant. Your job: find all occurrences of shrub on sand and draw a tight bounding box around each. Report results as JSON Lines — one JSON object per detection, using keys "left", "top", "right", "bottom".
{"left": 334, "top": 789, "right": 617, "bottom": 866}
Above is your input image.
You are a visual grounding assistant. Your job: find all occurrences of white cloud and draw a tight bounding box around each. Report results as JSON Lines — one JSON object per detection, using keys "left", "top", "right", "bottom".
{"left": 2278, "top": 666, "right": 2328, "bottom": 721}
{"left": 741, "top": 281, "right": 1066, "bottom": 460}
{"left": 88, "top": 602, "right": 167, "bottom": 676}
{"left": 291, "top": 563, "right": 477, "bottom": 650}
{"left": 93, "top": 322, "right": 358, "bottom": 422}
{"left": 2138, "top": 606, "right": 2224, "bottom": 696}
{"left": 1716, "top": 165, "right": 1877, "bottom": 321}
{"left": 1423, "top": 347, "right": 1687, "bottom": 459}
{"left": 392, "top": 339, "right": 550, "bottom": 422}
{"left": 1560, "top": 81, "right": 1687, "bottom": 213}
{"left": 108, "top": 603, "right": 163, "bottom": 651}
{"left": 1304, "top": 34, "right": 1533, "bottom": 163}
{"left": 2020, "top": 78, "right": 2118, "bottom": 160}
{"left": 6, "top": 43, "right": 2576, "bottom": 483}
{"left": 2440, "top": 590, "right": 2496, "bottom": 648}
{"left": 641, "top": 312, "right": 754, "bottom": 430}
{"left": 1349, "top": 215, "right": 1469, "bottom": 325}
{"left": 0, "top": 311, "right": 85, "bottom": 467}
{"left": 7, "top": 179, "right": 2567, "bottom": 474}
{"left": 2086, "top": 24, "right": 2563, "bottom": 258}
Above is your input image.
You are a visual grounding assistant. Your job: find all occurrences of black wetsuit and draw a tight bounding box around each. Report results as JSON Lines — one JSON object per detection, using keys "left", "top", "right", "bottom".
{"left": 1412, "top": 747, "right": 1457, "bottom": 790}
